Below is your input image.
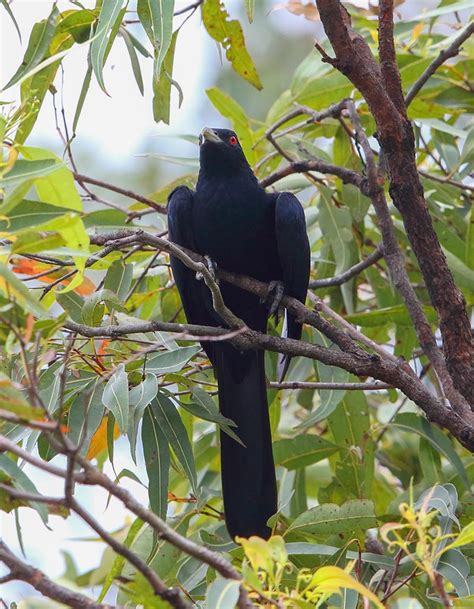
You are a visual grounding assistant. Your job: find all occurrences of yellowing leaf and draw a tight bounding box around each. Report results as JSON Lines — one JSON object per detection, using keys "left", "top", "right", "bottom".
{"left": 86, "top": 415, "right": 120, "bottom": 459}
{"left": 411, "top": 23, "right": 424, "bottom": 42}
{"left": 202, "top": 0, "right": 262, "bottom": 90}
{"left": 309, "top": 565, "right": 384, "bottom": 608}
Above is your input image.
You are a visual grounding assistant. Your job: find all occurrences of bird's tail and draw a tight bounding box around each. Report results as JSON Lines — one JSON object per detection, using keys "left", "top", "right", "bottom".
{"left": 214, "top": 344, "right": 277, "bottom": 540}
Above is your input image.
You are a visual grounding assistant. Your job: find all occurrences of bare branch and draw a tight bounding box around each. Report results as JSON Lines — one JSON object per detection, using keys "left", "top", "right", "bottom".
{"left": 310, "top": 245, "right": 383, "bottom": 288}
{"left": 73, "top": 172, "right": 167, "bottom": 215}
{"left": 259, "top": 157, "right": 369, "bottom": 192}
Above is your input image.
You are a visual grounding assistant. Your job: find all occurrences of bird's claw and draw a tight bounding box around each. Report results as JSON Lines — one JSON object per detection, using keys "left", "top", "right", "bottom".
{"left": 196, "top": 255, "right": 219, "bottom": 284}
{"left": 265, "top": 280, "right": 284, "bottom": 321}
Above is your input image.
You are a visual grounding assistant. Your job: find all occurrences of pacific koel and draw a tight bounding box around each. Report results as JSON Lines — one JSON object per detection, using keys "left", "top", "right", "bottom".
{"left": 168, "top": 127, "right": 310, "bottom": 539}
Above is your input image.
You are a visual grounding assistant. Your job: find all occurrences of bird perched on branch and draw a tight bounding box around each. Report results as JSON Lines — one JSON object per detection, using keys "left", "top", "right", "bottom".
{"left": 168, "top": 127, "right": 310, "bottom": 539}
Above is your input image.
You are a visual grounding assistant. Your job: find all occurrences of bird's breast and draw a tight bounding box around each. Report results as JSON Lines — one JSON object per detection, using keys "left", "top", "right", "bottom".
{"left": 193, "top": 184, "right": 279, "bottom": 280}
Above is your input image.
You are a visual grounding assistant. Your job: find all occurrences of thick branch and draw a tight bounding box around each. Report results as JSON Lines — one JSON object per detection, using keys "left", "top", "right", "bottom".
{"left": 270, "top": 381, "right": 392, "bottom": 390}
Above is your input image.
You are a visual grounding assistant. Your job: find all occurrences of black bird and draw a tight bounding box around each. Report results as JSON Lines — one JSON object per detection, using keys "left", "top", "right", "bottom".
{"left": 168, "top": 127, "right": 310, "bottom": 539}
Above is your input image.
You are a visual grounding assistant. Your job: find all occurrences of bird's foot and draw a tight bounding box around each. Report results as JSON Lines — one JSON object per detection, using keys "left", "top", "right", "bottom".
{"left": 196, "top": 255, "right": 219, "bottom": 284}
{"left": 265, "top": 280, "right": 284, "bottom": 321}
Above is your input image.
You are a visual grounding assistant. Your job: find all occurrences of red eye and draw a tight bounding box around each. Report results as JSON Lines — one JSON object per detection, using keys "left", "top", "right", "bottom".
{"left": 229, "top": 135, "right": 238, "bottom": 146}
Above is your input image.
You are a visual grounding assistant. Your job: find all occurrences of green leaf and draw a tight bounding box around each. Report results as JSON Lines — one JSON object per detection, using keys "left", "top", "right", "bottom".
{"left": 0, "top": 200, "right": 76, "bottom": 232}
{"left": 206, "top": 87, "right": 255, "bottom": 164}
{"left": 57, "top": 9, "right": 96, "bottom": 43}
{"left": 81, "top": 289, "right": 127, "bottom": 326}
{"left": 1, "top": 0, "right": 21, "bottom": 42}
{"left": 150, "top": 393, "right": 197, "bottom": 495}
{"left": 56, "top": 290, "right": 85, "bottom": 323}
{"left": 120, "top": 27, "right": 144, "bottom": 95}
{"left": 67, "top": 382, "right": 104, "bottom": 456}
{"left": 4, "top": 5, "right": 58, "bottom": 89}
{"left": 142, "top": 405, "right": 169, "bottom": 519}
{"left": 103, "top": 260, "right": 133, "bottom": 301}
{"left": 328, "top": 394, "right": 374, "bottom": 499}
{"left": 273, "top": 435, "right": 339, "bottom": 470}
{"left": 443, "top": 248, "right": 474, "bottom": 294}
{"left": 206, "top": 577, "right": 240, "bottom": 609}
{"left": 201, "top": 0, "right": 262, "bottom": 90}
{"left": 145, "top": 345, "right": 200, "bottom": 375}
{"left": 244, "top": 0, "right": 255, "bottom": 22}
{"left": 90, "top": 0, "right": 127, "bottom": 94}
{"left": 288, "top": 499, "right": 377, "bottom": 537}
{"left": 437, "top": 549, "right": 474, "bottom": 598}
{"left": 18, "top": 146, "right": 82, "bottom": 211}
{"left": 0, "top": 263, "right": 48, "bottom": 318}
{"left": 391, "top": 413, "right": 468, "bottom": 488}
{"left": 98, "top": 518, "right": 144, "bottom": 602}
{"left": 183, "top": 387, "right": 243, "bottom": 445}
{"left": 102, "top": 364, "right": 129, "bottom": 433}
{"left": 73, "top": 64, "right": 93, "bottom": 134}
{"left": 137, "top": 0, "right": 174, "bottom": 78}
{"left": 128, "top": 373, "right": 158, "bottom": 462}
{"left": 0, "top": 374, "right": 41, "bottom": 419}
{"left": 345, "top": 304, "right": 437, "bottom": 327}
{"left": 152, "top": 30, "right": 179, "bottom": 124}
{"left": 285, "top": 543, "right": 395, "bottom": 569}
{"left": 0, "top": 454, "right": 48, "bottom": 523}
{"left": 1, "top": 159, "right": 60, "bottom": 190}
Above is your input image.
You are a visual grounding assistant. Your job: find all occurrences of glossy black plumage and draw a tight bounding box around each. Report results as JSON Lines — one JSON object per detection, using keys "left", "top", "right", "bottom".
{"left": 168, "top": 127, "right": 310, "bottom": 539}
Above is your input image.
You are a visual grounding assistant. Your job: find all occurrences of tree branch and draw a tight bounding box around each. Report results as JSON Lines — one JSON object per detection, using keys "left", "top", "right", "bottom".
{"left": 346, "top": 100, "right": 471, "bottom": 420}
{"left": 378, "top": 0, "right": 406, "bottom": 114}
{"left": 259, "top": 158, "right": 369, "bottom": 192}
{"left": 309, "top": 244, "right": 383, "bottom": 288}
{"left": 73, "top": 172, "right": 167, "bottom": 215}
{"left": 269, "top": 380, "right": 392, "bottom": 390}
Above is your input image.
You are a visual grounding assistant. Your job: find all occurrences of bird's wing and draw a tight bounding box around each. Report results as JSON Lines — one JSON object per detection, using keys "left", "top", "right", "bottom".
{"left": 168, "top": 186, "right": 216, "bottom": 360}
{"left": 274, "top": 191, "right": 310, "bottom": 341}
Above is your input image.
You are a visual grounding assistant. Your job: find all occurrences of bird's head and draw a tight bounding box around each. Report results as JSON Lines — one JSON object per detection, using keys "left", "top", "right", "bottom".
{"left": 198, "top": 127, "right": 251, "bottom": 177}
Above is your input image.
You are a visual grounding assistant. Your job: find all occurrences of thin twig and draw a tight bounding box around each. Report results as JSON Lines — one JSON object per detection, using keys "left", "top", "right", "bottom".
{"left": 406, "top": 22, "right": 474, "bottom": 106}
{"left": 73, "top": 172, "right": 167, "bottom": 214}
{"left": 310, "top": 245, "right": 383, "bottom": 288}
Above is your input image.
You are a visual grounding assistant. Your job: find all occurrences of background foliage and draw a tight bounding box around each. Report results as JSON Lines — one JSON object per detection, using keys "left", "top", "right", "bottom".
{"left": 0, "top": 1, "right": 473, "bottom": 608}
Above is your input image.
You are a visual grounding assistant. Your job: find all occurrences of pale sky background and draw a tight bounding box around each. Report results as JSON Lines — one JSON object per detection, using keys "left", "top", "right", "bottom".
{"left": 0, "top": 0, "right": 448, "bottom": 606}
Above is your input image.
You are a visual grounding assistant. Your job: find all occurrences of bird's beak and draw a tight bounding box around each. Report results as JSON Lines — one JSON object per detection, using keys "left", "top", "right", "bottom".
{"left": 200, "top": 127, "right": 221, "bottom": 145}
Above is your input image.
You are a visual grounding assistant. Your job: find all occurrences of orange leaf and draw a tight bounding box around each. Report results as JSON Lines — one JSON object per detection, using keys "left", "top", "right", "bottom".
{"left": 11, "top": 259, "right": 96, "bottom": 296}
{"left": 24, "top": 314, "right": 34, "bottom": 343}
{"left": 86, "top": 415, "right": 120, "bottom": 460}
